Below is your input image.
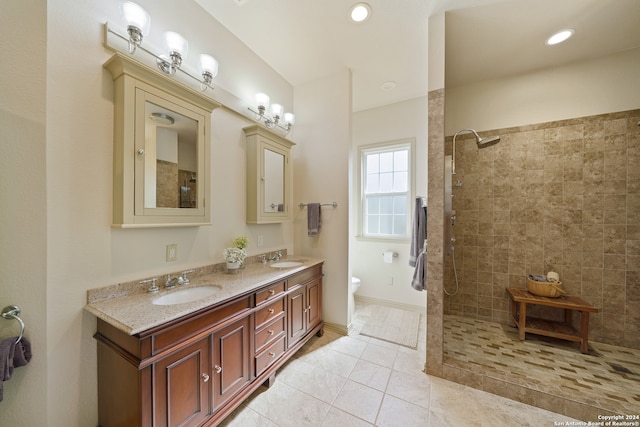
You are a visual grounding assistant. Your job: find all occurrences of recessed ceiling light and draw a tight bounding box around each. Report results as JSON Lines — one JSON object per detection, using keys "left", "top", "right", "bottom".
{"left": 349, "top": 3, "right": 371, "bottom": 23}
{"left": 380, "top": 81, "right": 397, "bottom": 91}
{"left": 546, "top": 29, "right": 574, "bottom": 46}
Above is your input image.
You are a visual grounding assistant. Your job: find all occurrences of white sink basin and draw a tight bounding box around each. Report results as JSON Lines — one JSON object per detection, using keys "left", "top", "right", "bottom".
{"left": 152, "top": 286, "right": 221, "bottom": 306}
{"left": 270, "top": 261, "right": 304, "bottom": 269}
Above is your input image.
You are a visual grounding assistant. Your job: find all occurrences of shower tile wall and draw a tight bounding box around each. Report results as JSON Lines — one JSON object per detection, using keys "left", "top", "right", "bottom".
{"left": 444, "top": 109, "right": 640, "bottom": 349}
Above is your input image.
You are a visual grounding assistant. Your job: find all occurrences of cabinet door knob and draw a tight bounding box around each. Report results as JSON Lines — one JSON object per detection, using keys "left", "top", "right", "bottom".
{"left": 303, "top": 308, "right": 308, "bottom": 313}
{"left": 268, "top": 352, "right": 275, "bottom": 357}
{"left": 268, "top": 308, "right": 275, "bottom": 314}
{"left": 269, "top": 289, "right": 275, "bottom": 295}
{"left": 202, "top": 373, "right": 210, "bottom": 382}
{"left": 267, "top": 329, "right": 274, "bottom": 335}
{"left": 214, "top": 365, "right": 222, "bottom": 374}
{"left": 307, "top": 306, "right": 312, "bottom": 311}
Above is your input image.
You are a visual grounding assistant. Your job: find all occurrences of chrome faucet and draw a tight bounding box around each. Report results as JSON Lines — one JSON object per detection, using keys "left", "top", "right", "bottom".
{"left": 140, "top": 278, "right": 159, "bottom": 293}
{"left": 165, "top": 274, "right": 179, "bottom": 289}
{"left": 179, "top": 269, "right": 195, "bottom": 285}
{"left": 268, "top": 251, "right": 282, "bottom": 261}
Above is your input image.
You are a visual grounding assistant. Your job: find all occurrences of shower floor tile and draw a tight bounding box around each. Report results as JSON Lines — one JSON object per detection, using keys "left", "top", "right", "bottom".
{"left": 444, "top": 314, "right": 640, "bottom": 415}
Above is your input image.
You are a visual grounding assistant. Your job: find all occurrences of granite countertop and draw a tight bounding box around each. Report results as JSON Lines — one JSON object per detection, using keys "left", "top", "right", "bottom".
{"left": 84, "top": 256, "right": 323, "bottom": 336}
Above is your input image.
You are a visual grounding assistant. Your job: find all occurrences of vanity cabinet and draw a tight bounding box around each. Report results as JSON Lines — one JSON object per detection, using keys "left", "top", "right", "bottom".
{"left": 288, "top": 276, "right": 323, "bottom": 348}
{"left": 153, "top": 336, "right": 211, "bottom": 427}
{"left": 94, "top": 264, "right": 323, "bottom": 427}
{"left": 212, "top": 315, "right": 251, "bottom": 411}
{"left": 243, "top": 125, "right": 295, "bottom": 224}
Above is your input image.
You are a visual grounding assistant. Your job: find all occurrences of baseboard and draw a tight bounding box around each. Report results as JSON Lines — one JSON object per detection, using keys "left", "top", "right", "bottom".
{"left": 323, "top": 321, "right": 348, "bottom": 336}
{"left": 354, "top": 295, "right": 425, "bottom": 313}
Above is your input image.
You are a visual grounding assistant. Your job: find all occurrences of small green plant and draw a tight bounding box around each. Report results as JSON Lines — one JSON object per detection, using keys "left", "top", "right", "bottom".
{"left": 232, "top": 236, "right": 248, "bottom": 250}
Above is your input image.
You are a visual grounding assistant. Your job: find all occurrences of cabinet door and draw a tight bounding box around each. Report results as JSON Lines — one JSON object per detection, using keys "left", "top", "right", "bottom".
{"left": 212, "top": 316, "right": 251, "bottom": 410}
{"left": 153, "top": 336, "right": 211, "bottom": 427}
{"left": 287, "top": 284, "right": 307, "bottom": 348}
{"left": 306, "top": 277, "right": 322, "bottom": 330}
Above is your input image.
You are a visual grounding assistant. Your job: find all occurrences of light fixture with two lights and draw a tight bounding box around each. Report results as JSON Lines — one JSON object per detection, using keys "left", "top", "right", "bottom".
{"left": 108, "top": 1, "right": 218, "bottom": 92}
{"left": 248, "top": 93, "right": 295, "bottom": 135}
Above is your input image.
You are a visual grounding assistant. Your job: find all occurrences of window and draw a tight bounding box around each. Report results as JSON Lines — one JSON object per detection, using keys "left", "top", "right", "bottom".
{"left": 360, "top": 140, "right": 413, "bottom": 239}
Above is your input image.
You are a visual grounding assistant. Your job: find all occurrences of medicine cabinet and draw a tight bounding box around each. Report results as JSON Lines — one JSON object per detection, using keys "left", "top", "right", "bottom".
{"left": 243, "top": 125, "right": 295, "bottom": 224}
{"left": 104, "top": 53, "right": 220, "bottom": 227}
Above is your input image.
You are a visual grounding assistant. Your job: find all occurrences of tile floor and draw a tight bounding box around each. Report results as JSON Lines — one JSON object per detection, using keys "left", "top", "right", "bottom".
{"left": 220, "top": 302, "right": 580, "bottom": 426}
{"left": 444, "top": 314, "right": 640, "bottom": 416}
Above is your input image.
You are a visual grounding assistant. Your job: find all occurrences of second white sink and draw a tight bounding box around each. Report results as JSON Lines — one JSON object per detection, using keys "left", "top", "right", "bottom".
{"left": 152, "top": 286, "right": 221, "bottom": 306}
{"left": 270, "top": 261, "right": 304, "bottom": 269}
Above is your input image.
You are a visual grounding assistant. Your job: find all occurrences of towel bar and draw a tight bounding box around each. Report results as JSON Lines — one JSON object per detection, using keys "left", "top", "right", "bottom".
{"left": 2, "top": 305, "right": 25, "bottom": 344}
{"left": 298, "top": 202, "right": 338, "bottom": 209}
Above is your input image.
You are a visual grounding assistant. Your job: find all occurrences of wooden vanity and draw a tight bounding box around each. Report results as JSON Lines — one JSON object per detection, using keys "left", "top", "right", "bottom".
{"left": 91, "top": 262, "right": 323, "bottom": 427}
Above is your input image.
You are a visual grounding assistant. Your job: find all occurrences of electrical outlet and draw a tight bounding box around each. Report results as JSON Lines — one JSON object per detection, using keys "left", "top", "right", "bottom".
{"left": 257, "top": 235, "right": 264, "bottom": 247}
{"left": 387, "top": 276, "right": 394, "bottom": 286}
{"left": 166, "top": 244, "right": 177, "bottom": 262}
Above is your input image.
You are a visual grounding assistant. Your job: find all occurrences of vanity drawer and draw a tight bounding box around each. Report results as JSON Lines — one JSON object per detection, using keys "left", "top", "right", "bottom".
{"left": 255, "top": 336, "right": 286, "bottom": 377}
{"left": 255, "top": 314, "right": 286, "bottom": 354}
{"left": 255, "top": 297, "right": 285, "bottom": 330}
{"left": 255, "top": 280, "right": 286, "bottom": 306}
{"left": 150, "top": 296, "right": 251, "bottom": 356}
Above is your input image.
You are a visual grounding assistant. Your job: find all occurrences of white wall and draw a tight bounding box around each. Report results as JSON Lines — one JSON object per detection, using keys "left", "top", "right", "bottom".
{"left": 0, "top": 1, "right": 47, "bottom": 426}
{"left": 0, "top": 1, "right": 300, "bottom": 425}
{"left": 291, "top": 70, "right": 352, "bottom": 330}
{"left": 445, "top": 47, "right": 640, "bottom": 134}
{"left": 351, "top": 97, "right": 428, "bottom": 309}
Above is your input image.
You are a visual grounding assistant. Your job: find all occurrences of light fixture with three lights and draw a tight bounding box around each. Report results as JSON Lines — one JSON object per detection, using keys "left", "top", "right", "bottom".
{"left": 248, "top": 93, "right": 295, "bottom": 135}
{"left": 107, "top": 1, "right": 219, "bottom": 92}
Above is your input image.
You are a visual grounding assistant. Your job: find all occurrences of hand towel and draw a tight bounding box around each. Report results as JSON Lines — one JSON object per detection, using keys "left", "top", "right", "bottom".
{"left": 0, "top": 337, "right": 32, "bottom": 402}
{"left": 411, "top": 250, "right": 427, "bottom": 291}
{"left": 307, "top": 203, "right": 321, "bottom": 237}
{"left": 409, "top": 197, "right": 427, "bottom": 267}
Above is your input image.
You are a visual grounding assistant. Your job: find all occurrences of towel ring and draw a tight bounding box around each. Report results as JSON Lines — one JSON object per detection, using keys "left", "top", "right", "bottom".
{"left": 2, "top": 305, "right": 25, "bottom": 344}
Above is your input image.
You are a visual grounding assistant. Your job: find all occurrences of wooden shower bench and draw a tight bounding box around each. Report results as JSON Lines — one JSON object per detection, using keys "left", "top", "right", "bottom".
{"left": 506, "top": 288, "right": 598, "bottom": 353}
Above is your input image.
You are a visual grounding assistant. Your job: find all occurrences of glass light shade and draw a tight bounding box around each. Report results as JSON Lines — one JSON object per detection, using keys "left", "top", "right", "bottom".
{"left": 256, "top": 93, "right": 270, "bottom": 109}
{"left": 122, "top": 1, "right": 150, "bottom": 35}
{"left": 270, "top": 103, "right": 284, "bottom": 118}
{"left": 284, "top": 112, "right": 295, "bottom": 126}
{"left": 199, "top": 54, "right": 218, "bottom": 77}
{"left": 164, "top": 31, "right": 188, "bottom": 56}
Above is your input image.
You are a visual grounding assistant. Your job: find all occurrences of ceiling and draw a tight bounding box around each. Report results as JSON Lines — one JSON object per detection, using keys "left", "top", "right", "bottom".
{"left": 195, "top": 0, "right": 640, "bottom": 112}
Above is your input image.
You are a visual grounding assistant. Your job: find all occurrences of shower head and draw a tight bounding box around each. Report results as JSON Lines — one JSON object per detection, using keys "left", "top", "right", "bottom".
{"left": 451, "top": 128, "right": 501, "bottom": 174}
{"left": 477, "top": 135, "right": 501, "bottom": 146}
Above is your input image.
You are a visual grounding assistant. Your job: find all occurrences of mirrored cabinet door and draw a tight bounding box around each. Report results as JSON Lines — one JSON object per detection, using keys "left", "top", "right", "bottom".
{"left": 104, "top": 53, "right": 220, "bottom": 227}
{"left": 244, "top": 125, "right": 295, "bottom": 224}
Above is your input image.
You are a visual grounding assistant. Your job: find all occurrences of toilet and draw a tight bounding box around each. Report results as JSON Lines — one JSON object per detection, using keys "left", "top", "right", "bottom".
{"left": 351, "top": 276, "right": 361, "bottom": 294}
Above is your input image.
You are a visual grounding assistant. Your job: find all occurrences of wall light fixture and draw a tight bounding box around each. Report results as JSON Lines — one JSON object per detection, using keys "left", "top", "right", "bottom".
{"left": 248, "top": 93, "right": 295, "bottom": 135}
{"left": 107, "top": 1, "right": 218, "bottom": 92}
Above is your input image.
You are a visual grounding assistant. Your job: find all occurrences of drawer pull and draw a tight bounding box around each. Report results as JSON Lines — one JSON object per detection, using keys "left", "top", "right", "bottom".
{"left": 268, "top": 352, "right": 275, "bottom": 357}
{"left": 214, "top": 365, "right": 222, "bottom": 374}
{"left": 268, "top": 329, "right": 274, "bottom": 335}
{"left": 202, "top": 373, "right": 210, "bottom": 382}
{"left": 269, "top": 289, "right": 275, "bottom": 295}
{"left": 268, "top": 308, "right": 275, "bottom": 314}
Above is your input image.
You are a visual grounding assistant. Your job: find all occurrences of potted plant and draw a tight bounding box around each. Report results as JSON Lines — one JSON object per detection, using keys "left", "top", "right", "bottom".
{"left": 223, "top": 236, "right": 248, "bottom": 270}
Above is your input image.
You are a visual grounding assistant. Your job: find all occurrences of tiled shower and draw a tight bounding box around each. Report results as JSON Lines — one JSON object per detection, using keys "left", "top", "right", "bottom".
{"left": 443, "top": 109, "right": 640, "bottom": 348}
